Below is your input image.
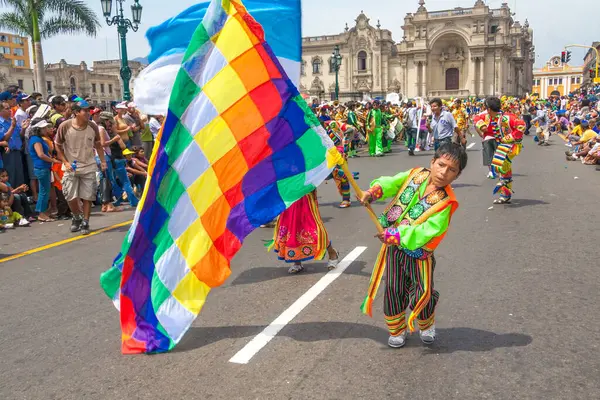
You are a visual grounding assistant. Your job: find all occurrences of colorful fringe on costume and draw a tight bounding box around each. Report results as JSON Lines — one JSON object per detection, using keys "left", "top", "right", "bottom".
{"left": 267, "top": 191, "right": 329, "bottom": 263}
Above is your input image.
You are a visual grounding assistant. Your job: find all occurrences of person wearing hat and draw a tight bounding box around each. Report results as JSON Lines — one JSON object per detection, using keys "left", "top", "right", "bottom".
{"left": 29, "top": 119, "right": 61, "bottom": 222}
{"left": 55, "top": 100, "right": 107, "bottom": 235}
{"left": 114, "top": 102, "right": 133, "bottom": 147}
{"left": 122, "top": 147, "right": 147, "bottom": 198}
{"left": 22, "top": 104, "right": 40, "bottom": 203}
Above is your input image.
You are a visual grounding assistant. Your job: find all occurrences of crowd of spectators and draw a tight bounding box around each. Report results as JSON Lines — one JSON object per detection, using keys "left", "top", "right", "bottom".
{"left": 530, "top": 87, "right": 600, "bottom": 166}
{"left": 0, "top": 85, "right": 163, "bottom": 234}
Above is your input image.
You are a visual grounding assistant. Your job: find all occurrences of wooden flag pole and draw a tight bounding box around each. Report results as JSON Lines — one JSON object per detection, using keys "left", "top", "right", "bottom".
{"left": 339, "top": 160, "right": 384, "bottom": 234}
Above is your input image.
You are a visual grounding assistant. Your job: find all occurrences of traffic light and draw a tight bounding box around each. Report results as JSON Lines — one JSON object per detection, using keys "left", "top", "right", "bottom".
{"left": 566, "top": 51, "right": 572, "bottom": 63}
{"left": 561, "top": 51, "right": 566, "bottom": 63}
{"left": 589, "top": 69, "right": 595, "bottom": 78}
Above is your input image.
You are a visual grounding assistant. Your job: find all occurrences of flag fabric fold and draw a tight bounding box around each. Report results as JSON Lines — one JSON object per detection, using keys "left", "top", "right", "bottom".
{"left": 100, "top": 0, "right": 339, "bottom": 354}
{"left": 133, "top": 0, "right": 302, "bottom": 115}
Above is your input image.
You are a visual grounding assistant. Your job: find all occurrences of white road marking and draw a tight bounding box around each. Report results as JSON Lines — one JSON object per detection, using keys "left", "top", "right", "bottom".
{"left": 467, "top": 143, "right": 476, "bottom": 149}
{"left": 229, "top": 246, "right": 368, "bottom": 365}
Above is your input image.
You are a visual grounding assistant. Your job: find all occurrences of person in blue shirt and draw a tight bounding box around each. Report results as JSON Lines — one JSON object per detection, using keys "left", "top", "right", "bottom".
{"left": 0, "top": 101, "right": 25, "bottom": 188}
{"left": 28, "top": 119, "right": 60, "bottom": 222}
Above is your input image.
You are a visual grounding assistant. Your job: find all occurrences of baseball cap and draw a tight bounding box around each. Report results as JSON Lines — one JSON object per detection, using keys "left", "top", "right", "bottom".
{"left": 0, "top": 91, "right": 12, "bottom": 101}
{"left": 582, "top": 119, "right": 589, "bottom": 127}
{"left": 32, "top": 120, "right": 51, "bottom": 129}
{"left": 90, "top": 107, "right": 102, "bottom": 116}
{"left": 69, "top": 94, "right": 83, "bottom": 102}
{"left": 99, "top": 111, "right": 115, "bottom": 123}
{"left": 122, "top": 149, "right": 135, "bottom": 156}
{"left": 17, "top": 93, "right": 31, "bottom": 102}
{"left": 75, "top": 100, "right": 91, "bottom": 109}
{"left": 26, "top": 105, "right": 37, "bottom": 115}
{"left": 127, "top": 102, "right": 136, "bottom": 108}
{"left": 115, "top": 103, "right": 128, "bottom": 110}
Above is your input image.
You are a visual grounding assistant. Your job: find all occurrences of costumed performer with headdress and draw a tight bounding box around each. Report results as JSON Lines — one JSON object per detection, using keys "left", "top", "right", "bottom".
{"left": 359, "top": 143, "right": 467, "bottom": 347}
{"left": 474, "top": 97, "right": 525, "bottom": 204}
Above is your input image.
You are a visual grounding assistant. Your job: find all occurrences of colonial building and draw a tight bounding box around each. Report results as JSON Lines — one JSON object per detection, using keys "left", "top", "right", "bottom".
{"left": 0, "top": 56, "right": 147, "bottom": 106}
{"left": 300, "top": 0, "right": 535, "bottom": 101}
{"left": 532, "top": 56, "right": 583, "bottom": 98}
{"left": 44, "top": 59, "right": 123, "bottom": 105}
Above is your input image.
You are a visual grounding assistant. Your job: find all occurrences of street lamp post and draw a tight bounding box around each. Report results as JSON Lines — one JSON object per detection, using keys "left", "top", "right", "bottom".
{"left": 331, "top": 45, "right": 342, "bottom": 100}
{"left": 101, "top": 0, "right": 143, "bottom": 101}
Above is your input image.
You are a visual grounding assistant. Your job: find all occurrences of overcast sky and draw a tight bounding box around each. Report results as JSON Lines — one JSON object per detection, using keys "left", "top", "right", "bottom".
{"left": 3, "top": 0, "right": 599, "bottom": 68}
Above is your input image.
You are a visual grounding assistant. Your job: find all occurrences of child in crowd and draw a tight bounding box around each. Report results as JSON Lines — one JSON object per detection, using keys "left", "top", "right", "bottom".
{"left": 0, "top": 168, "right": 33, "bottom": 223}
{"left": 0, "top": 194, "right": 28, "bottom": 230}
{"left": 123, "top": 149, "right": 147, "bottom": 196}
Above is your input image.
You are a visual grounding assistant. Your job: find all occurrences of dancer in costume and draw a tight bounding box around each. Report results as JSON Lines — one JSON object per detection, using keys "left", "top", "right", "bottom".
{"left": 359, "top": 143, "right": 467, "bottom": 347}
{"left": 346, "top": 103, "right": 360, "bottom": 158}
{"left": 325, "top": 120, "right": 359, "bottom": 208}
{"left": 452, "top": 99, "right": 469, "bottom": 145}
{"left": 474, "top": 97, "right": 525, "bottom": 204}
{"left": 269, "top": 190, "right": 339, "bottom": 274}
{"left": 366, "top": 100, "right": 384, "bottom": 157}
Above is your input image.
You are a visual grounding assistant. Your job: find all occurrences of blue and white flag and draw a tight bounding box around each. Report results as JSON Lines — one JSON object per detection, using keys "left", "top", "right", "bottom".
{"left": 133, "top": 0, "right": 302, "bottom": 115}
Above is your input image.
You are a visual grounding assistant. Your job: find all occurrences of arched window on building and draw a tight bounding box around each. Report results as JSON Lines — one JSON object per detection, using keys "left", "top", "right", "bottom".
{"left": 357, "top": 51, "right": 367, "bottom": 71}
{"left": 301, "top": 60, "right": 306, "bottom": 76}
{"left": 69, "top": 77, "right": 76, "bottom": 95}
{"left": 312, "top": 58, "right": 321, "bottom": 75}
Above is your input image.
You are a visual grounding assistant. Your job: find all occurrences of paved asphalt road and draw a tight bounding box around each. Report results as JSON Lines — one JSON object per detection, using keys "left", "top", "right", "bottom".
{"left": 1, "top": 134, "right": 599, "bottom": 400}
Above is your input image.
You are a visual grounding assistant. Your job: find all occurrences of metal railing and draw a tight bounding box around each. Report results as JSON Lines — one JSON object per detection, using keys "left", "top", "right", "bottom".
{"left": 429, "top": 8, "right": 473, "bottom": 18}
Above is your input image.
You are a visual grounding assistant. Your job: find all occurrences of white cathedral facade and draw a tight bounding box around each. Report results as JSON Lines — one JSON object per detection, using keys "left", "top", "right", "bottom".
{"left": 300, "top": 0, "right": 535, "bottom": 101}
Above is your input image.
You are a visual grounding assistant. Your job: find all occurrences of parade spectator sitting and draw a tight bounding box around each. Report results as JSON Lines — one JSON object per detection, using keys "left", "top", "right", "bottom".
{"left": 567, "top": 120, "right": 596, "bottom": 150}
{"left": 0, "top": 168, "right": 32, "bottom": 224}
{"left": 567, "top": 118, "right": 583, "bottom": 144}
{"left": 133, "top": 147, "right": 148, "bottom": 170}
{"left": 566, "top": 133, "right": 600, "bottom": 163}
{"left": 123, "top": 148, "right": 147, "bottom": 195}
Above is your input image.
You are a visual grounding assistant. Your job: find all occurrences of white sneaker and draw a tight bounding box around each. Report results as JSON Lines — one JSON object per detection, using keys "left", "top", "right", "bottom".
{"left": 414, "top": 147, "right": 421, "bottom": 152}
{"left": 388, "top": 331, "right": 407, "bottom": 348}
{"left": 487, "top": 171, "right": 494, "bottom": 179}
{"left": 18, "top": 218, "right": 30, "bottom": 227}
{"left": 5, "top": 223, "right": 14, "bottom": 229}
{"left": 419, "top": 325, "right": 436, "bottom": 345}
{"left": 565, "top": 143, "right": 573, "bottom": 147}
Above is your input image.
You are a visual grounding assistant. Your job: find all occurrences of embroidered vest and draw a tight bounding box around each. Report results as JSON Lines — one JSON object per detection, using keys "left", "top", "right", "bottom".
{"left": 378, "top": 168, "right": 457, "bottom": 259}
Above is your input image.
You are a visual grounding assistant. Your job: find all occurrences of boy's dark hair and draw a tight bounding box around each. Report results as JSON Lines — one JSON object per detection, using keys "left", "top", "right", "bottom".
{"left": 485, "top": 97, "right": 502, "bottom": 112}
{"left": 430, "top": 98, "right": 443, "bottom": 107}
{"left": 0, "top": 168, "right": 7, "bottom": 175}
{"left": 529, "top": 106, "right": 537, "bottom": 114}
{"left": 433, "top": 143, "right": 468, "bottom": 174}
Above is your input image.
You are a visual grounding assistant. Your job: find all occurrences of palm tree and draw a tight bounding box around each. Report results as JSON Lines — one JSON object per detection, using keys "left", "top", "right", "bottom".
{"left": 0, "top": 0, "right": 100, "bottom": 94}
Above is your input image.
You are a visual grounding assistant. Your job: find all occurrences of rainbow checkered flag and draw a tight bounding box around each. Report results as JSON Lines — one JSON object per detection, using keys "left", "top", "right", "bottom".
{"left": 100, "top": 0, "right": 341, "bottom": 354}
